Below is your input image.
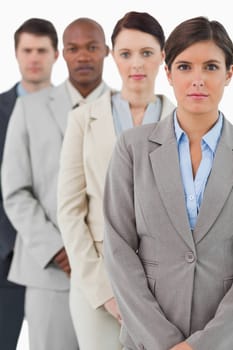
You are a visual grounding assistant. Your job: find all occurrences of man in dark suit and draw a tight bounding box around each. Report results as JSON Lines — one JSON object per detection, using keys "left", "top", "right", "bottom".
{"left": 0, "top": 18, "right": 58, "bottom": 350}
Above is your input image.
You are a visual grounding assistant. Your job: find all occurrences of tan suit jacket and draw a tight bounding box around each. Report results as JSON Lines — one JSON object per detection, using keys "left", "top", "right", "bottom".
{"left": 57, "top": 90, "right": 175, "bottom": 308}
{"left": 103, "top": 113, "right": 233, "bottom": 350}
{"left": 1, "top": 81, "right": 109, "bottom": 290}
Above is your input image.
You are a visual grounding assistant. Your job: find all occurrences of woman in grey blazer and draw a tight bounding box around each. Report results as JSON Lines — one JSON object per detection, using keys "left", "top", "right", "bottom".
{"left": 57, "top": 11, "right": 174, "bottom": 350}
{"left": 103, "top": 17, "right": 233, "bottom": 350}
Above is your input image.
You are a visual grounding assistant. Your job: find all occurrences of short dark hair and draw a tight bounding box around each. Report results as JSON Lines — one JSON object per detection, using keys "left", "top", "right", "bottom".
{"left": 165, "top": 16, "right": 233, "bottom": 70}
{"left": 14, "top": 18, "right": 58, "bottom": 51}
{"left": 111, "top": 11, "right": 165, "bottom": 50}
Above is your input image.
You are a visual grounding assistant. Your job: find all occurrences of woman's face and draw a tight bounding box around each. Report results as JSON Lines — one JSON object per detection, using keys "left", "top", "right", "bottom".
{"left": 165, "top": 40, "right": 233, "bottom": 117}
{"left": 112, "top": 29, "right": 164, "bottom": 94}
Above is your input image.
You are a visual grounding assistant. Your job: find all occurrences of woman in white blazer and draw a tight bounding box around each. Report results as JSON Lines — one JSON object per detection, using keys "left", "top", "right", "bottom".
{"left": 103, "top": 17, "right": 233, "bottom": 350}
{"left": 57, "top": 11, "right": 175, "bottom": 350}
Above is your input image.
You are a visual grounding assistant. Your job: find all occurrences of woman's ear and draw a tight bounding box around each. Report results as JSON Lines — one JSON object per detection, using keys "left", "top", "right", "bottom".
{"left": 225, "top": 65, "right": 233, "bottom": 86}
{"left": 165, "top": 65, "right": 173, "bottom": 86}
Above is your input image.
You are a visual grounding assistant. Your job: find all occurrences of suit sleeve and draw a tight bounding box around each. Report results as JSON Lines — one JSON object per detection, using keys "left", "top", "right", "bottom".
{"left": 103, "top": 133, "right": 185, "bottom": 350}
{"left": 57, "top": 108, "right": 113, "bottom": 309}
{"left": 187, "top": 286, "right": 233, "bottom": 349}
{"left": 1, "top": 98, "right": 64, "bottom": 268}
{"left": 0, "top": 92, "right": 17, "bottom": 259}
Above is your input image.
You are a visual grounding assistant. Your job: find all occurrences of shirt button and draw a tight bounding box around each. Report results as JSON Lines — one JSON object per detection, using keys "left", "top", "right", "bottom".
{"left": 189, "top": 195, "right": 194, "bottom": 201}
{"left": 185, "top": 251, "right": 195, "bottom": 263}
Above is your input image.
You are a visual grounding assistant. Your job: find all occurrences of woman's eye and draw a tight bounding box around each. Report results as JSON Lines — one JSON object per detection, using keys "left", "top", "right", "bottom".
{"left": 177, "top": 64, "right": 190, "bottom": 71}
{"left": 143, "top": 50, "right": 153, "bottom": 57}
{"left": 206, "top": 63, "right": 218, "bottom": 71}
{"left": 120, "top": 52, "right": 130, "bottom": 58}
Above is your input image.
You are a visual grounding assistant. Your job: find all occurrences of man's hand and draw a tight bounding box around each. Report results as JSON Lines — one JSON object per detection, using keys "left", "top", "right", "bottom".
{"left": 104, "top": 297, "right": 122, "bottom": 324}
{"left": 53, "top": 247, "right": 71, "bottom": 277}
{"left": 170, "top": 341, "right": 193, "bottom": 350}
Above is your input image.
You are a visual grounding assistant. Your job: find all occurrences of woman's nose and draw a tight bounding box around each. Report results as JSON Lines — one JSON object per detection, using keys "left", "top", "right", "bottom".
{"left": 192, "top": 79, "right": 204, "bottom": 87}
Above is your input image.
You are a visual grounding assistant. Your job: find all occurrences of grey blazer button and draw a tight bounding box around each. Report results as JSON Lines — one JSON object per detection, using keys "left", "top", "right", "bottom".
{"left": 185, "top": 251, "right": 195, "bottom": 263}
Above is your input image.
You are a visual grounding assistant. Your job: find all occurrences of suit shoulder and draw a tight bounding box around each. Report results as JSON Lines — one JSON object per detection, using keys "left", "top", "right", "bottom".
{"left": 0, "top": 85, "right": 18, "bottom": 119}
{"left": 0, "top": 84, "right": 17, "bottom": 101}
{"left": 121, "top": 123, "right": 158, "bottom": 146}
{"left": 19, "top": 85, "right": 53, "bottom": 104}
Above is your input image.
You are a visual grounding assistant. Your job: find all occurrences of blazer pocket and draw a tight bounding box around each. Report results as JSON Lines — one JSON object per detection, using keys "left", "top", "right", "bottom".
{"left": 223, "top": 276, "right": 233, "bottom": 294}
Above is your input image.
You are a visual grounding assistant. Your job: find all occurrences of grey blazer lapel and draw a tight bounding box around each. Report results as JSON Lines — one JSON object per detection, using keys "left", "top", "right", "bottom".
{"left": 149, "top": 115, "right": 195, "bottom": 250}
{"left": 48, "top": 82, "right": 72, "bottom": 135}
{"left": 194, "top": 117, "right": 233, "bottom": 243}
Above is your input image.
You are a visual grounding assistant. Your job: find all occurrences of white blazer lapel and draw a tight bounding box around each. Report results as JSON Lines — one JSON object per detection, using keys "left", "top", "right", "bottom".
{"left": 88, "top": 91, "right": 116, "bottom": 178}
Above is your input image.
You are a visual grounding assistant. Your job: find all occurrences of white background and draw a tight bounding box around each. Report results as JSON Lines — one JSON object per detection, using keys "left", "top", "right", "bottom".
{"left": 0, "top": 1, "right": 232, "bottom": 348}
{"left": 2, "top": 0, "right": 233, "bottom": 120}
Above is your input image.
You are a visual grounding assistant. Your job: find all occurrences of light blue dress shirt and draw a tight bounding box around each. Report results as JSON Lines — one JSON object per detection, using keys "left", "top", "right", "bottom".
{"left": 16, "top": 82, "right": 29, "bottom": 97}
{"left": 174, "top": 112, "right": 223, "bottom": 230}
{"left": 112, "top": 92, "right": 162, "bottom": 136}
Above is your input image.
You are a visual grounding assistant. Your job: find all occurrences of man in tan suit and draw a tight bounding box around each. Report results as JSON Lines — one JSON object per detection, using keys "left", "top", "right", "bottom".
{"left": 1, "top": 18, "right": 109, "bottom": 350}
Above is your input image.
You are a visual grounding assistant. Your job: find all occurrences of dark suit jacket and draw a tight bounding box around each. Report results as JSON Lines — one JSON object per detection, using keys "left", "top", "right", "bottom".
{"left": 0, "top": 84, "right": 18, "bottom": 285}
